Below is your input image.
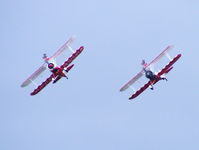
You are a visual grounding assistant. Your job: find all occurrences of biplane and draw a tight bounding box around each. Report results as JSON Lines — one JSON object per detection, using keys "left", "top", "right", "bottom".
{"left": 120, "top": 45, "right": 181, "bottom": 100}
{"left": 21, "top": 37, "right": 84, "bottom": 96}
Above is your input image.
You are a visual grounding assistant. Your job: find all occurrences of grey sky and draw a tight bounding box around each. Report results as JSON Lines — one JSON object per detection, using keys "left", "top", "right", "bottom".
{"left": 1, "top": 0, "right": 199, "bottom": 150}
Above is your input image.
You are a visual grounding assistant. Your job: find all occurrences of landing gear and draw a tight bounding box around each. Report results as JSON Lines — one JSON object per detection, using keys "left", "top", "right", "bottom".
{"left": 161, "top": 77, "right": 168, "bottom": 81}
{"left": 149, "top": 85, "right": 154, "bottom": 90}
{"left": 64, "top": 69, "right": 68, "bottom": 79}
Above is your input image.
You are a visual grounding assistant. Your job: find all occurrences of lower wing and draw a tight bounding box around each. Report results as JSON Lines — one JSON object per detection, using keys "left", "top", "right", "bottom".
{"left": 30, "top": 74, "right": 54, "bottom": 96}
{"left": 157, "top": 54, "right": 181, "bottom": 77}
{"left": 60, "top": 46, "right": 84, "bottom": 69}
{"left": 129, "top": 81, "right": 151, "bottom": 99}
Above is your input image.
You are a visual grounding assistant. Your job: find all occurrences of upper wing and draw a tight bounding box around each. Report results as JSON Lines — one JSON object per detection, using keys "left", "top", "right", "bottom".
{"left": 146, "top": 45, "right": 173, "bottom": 70}
{"left": 120, "top": 71, "right": 144, "bottom": 92}
{"left": 30, "top": 74, "right": 54, "bottom": 96}
{"left": 21, "top": 64, "right": 46, "bottom": 87}
{"left": 49, "top": 37, "right": 75, "bottom": 60}
{"left": 60, "top": 46, "right": 84, "bottom": 69}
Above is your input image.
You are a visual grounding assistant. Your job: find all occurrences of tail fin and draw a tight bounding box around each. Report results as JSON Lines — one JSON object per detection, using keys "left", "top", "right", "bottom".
{"left": 43, "top": 53, "right": 47, "bottom": 59}
{"left": 141, "top": 59, "right": 147, "bottom": 67}
{"left": 43, "top": 53, "right": 50, "bottom": 64}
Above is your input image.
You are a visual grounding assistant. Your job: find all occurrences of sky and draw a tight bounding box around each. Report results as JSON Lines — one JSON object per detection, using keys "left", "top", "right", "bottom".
{"left": 1, "top": 0, "right": 199, "bottom": 150}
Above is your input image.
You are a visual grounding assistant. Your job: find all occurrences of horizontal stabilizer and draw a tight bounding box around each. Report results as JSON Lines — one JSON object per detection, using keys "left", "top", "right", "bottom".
{"left": 66, "top": 64, "right": 74, "bottom": 72}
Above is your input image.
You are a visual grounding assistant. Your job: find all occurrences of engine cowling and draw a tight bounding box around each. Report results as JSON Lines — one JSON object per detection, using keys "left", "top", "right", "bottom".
{"left": 48, "top": 63, "right": 54, "bottom": 69}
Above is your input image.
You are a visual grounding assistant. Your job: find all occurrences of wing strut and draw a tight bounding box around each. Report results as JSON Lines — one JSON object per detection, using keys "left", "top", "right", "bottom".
{"left": 68, "top": 45, "right": 75, "bottom": 53}
{"left": 30, "top": 79, "right": 38, "bottom": 87}
{"left": 165, "top": 52, "right": 172, "bottom": 61}
{"left": 129, "top": 85, "right": 136, "bottom": 92}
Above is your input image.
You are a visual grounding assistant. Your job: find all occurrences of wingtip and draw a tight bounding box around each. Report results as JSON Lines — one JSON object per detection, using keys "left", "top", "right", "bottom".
{"left": 119, "top": 88, "right": 124, "bottom": 92}
{"left": 128, "top": 97, "right": 133, "bottom": 100}
{"left": 129, "top": 96, "right": 134, "bottom": 100}
{"left": 80, "top": 46, "right": 84, "bottom": 50}
{"left": 68, "top": 36, "right": 76, "bottom": 42}
{"left": 20, "top": 83, "right": 26, "bottom": 88}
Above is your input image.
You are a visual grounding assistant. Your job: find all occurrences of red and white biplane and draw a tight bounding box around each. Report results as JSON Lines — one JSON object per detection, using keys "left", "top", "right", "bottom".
{"left": 21, "top": 37, "right": 84, "bottom": 96}
{"left": 120, "top": 46, "right": 181, "bottom": 100}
